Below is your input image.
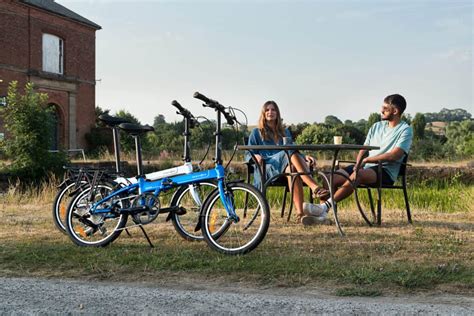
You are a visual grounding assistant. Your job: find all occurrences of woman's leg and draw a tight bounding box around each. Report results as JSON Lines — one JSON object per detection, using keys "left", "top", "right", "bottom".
{"left": 289, "top": 153, "right": 321, "bottom": 192}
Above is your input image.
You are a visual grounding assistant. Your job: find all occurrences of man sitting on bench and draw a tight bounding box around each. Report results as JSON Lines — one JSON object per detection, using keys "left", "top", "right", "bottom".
{"left": 302, "top": 94, "right": 413, "bottom": 225}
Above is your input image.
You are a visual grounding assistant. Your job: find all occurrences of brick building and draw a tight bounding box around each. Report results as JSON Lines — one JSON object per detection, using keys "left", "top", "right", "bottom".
{"left": 0, "top": 0, "right": 101, "bottom": 150}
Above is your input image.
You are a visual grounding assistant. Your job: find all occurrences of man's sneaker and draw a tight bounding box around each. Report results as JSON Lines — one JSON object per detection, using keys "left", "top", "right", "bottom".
{"left": 301, "top": 215, "right": 325, "bottom": 226}
{"left": 303, "top": 202, "right": 326, "bottom": 217}
{"left": 301, "top": 211, "right": 330, "bottom": 226}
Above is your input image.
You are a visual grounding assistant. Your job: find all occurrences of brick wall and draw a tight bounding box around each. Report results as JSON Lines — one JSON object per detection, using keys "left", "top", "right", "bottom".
{"left": 0, "top": 0, "right": 99, "bottom": 149}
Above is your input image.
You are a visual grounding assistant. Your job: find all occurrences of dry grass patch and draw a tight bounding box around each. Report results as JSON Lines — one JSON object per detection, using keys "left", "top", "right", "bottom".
{"left": 0, "top": 183, "right": 473, "bottom": 296}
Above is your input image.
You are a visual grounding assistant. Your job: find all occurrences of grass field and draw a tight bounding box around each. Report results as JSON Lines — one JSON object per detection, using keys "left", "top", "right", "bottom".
{"left": 0, "top": 178, "right": 472, "bottom": 296}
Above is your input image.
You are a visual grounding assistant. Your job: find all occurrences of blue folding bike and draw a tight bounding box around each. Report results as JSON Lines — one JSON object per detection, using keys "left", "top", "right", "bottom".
{"left": 65, "top": 92, "right": 270, "bottom": 255}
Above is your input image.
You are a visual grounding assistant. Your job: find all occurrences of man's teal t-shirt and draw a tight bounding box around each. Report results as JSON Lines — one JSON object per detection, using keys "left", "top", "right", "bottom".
{"left": 363, "top": 120, "right": 413, "bottom": 182}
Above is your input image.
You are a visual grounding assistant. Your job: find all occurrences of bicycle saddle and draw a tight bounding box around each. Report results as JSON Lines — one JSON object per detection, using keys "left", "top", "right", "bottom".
{"left": 118, "top": 123, "right": 155, "bottom": 135}
{"left": 98, "top": 114, "right": 131, "bottom": 127}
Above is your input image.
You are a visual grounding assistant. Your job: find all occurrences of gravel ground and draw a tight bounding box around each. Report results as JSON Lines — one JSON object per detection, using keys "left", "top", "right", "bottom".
{"left": 0, "top": 277, "right": 472, "bottom": 315}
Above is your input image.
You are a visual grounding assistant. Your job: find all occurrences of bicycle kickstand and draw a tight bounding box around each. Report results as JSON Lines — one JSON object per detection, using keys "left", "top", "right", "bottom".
{"left": 138, "top": 225, "right": 154, "bottom": 248}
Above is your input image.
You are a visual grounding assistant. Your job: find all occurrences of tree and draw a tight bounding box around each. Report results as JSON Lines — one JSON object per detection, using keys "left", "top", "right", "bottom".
{"left": 335, "top": 125, "right": 366, "bottom": 144}
{"left": 115, "top": 109, "right": 143, "bottom": 153}
{"left": 296, "top": 123, "right": 335, "bottom": 145}
{"left": 424, "top": 108, "right": 472, "bottom": 122}
{"left": 411, "top": 113, "right": 426, "bottom": 139}
{"left": 85, "top": 106, "right": 114, "bottom": 154}
{"left": 288, "top": 122, "right": 310, "bottom": 140}
{"left": 367, "top": 113, "right": 381, "bottom": 132}
{"left": 324, "top": 115, "right": 343, "bottom": 127}
{"left": 401, "top": 113, "right": 412, "bottom": 125}
{"left": 153, "top": 114, "right": 166, "bottom": 128}
{"left": 353, "top": 119, "right": 368, "bottom": 134}
{"left": 0, "top": 81, "right": 67, "bottom": 180}
{"left": 94, "top": 105, "right": 110, "bottom": 127}
{"left": 445, "top": 120, "right": 474, "bottom": 157}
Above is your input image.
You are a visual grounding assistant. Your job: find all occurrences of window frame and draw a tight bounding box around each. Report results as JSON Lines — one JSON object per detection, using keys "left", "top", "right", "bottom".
{"left": 42, "top": 33, "right": 64, "bottom": 75}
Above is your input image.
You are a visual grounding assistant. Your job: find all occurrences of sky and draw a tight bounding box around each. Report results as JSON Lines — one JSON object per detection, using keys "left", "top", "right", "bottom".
{"left": 59, "top": 0, "right": 473, "bottom": 125}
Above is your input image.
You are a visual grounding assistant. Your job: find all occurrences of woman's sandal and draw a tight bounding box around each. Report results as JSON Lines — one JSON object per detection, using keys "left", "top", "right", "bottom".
{"left": 295, "top": 213, "right": 304, "bottom": 224}
{"left": 313, "top": 187, "right": 330, "bottom": 199}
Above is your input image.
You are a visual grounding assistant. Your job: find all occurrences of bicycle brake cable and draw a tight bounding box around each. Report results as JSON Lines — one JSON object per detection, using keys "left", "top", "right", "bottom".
{"left": 195, "top": 116, "right": 213, "bottom": 167}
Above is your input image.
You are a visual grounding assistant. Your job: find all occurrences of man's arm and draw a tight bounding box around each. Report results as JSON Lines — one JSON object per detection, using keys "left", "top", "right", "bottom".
{"left": 354, "top": 149, "right": 368, "bottom": 170}
{"left": 360, "top": 124, "right": 412, "bottom": 166}
{"left": 362, "top": 147, "right": 405, "bottom": 165}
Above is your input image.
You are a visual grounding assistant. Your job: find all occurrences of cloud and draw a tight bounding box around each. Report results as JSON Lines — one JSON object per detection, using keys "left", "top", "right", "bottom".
{"left": 435, "top": 48, "right": 472, "bottom": 63}
{"left": 435, "top": 17, "right": 470, "bottom": 33}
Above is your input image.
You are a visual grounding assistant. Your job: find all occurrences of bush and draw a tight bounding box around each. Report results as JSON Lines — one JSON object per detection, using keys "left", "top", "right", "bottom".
{"left": 409, "top": 135, "right": 447, "bottom": 161}
{"left": 85, "top": 127, "right": 113, "bottom": 155}
{"left": 0, "top": 81, "right": 68, "bottom": 181}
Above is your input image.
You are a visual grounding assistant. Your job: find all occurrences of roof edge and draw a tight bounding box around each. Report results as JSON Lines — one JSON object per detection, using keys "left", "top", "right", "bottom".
{"left": 20, "top": 0, "right": 102, "bottom": 30}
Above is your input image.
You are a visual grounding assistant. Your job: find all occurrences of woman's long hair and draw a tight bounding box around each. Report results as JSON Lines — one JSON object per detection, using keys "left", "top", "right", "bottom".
{"left": 258, "top": 101, "right": 285, "bottom": 142}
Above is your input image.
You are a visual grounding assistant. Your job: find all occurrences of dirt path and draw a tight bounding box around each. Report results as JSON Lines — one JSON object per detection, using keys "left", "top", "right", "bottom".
{"left": 1, "top": 277, "right": 472, "bottom": 315}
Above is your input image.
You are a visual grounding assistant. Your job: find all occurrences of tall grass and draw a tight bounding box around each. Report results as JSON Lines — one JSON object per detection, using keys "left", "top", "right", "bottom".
{"left": 1, "top": 175, "right": 60, "bottom": 205}
{"left": 264, "top": 180, "right": 473, "bottom": 214}
{"left": 1, "top": 173, "right": 471, "bottom": 214}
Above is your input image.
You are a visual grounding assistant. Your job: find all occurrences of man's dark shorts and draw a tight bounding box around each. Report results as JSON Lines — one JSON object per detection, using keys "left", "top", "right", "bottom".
{"left": 344, "top": 165, "right": 395, "bottom": 186}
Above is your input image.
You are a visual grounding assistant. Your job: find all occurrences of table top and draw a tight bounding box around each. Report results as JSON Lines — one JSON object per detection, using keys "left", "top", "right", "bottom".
{"left": 237, "top": 144, "right": 380, "bottom": 151}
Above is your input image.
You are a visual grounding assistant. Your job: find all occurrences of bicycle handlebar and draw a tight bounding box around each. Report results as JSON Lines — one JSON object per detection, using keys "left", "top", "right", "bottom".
{"left": 172, "top": 100, "right": 199, "bottom": 127}
{"left": 193, "top": 91, "right": 235, "bottom": 125}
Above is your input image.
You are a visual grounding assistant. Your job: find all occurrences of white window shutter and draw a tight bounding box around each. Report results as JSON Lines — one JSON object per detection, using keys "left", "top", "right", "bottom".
{"left": 42, "top": 34, "right": 63, "bottom": 74}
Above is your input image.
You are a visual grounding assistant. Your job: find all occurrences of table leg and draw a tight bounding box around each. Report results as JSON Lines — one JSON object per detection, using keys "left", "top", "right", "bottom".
{"left": 328, "top": 149, "right": 345, "bottom": 236}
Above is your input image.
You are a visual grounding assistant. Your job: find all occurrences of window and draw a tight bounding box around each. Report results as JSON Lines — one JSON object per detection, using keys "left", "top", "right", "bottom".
{"left": 0, "top": 96, "right": 6, "bottom": 107}
{"left": 42, "top": 34, "right": 64, "bottom": 74}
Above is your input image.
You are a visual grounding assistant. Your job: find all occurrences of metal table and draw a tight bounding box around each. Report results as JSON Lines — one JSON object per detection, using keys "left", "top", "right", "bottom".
{"left": 237, "top": 144, "right": 380, "bottom": 236}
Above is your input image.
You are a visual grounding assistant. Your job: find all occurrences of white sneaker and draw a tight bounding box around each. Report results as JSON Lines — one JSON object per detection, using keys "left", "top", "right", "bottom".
{"left": 303, "top": 202, "right": 327, "bottom": 217}
{"left": 301, "top": 212, "right": 329, "bottom": 226}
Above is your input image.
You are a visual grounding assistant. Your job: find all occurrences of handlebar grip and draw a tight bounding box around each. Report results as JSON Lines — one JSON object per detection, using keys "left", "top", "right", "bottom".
{"left": 171, "top": 100, "right": 185, "bottom": 112}
{"left": 172, "top": 100, "right": 199, "bottom": 127}
{"left": 193, "top": 91, "right": 211, "bottom": 104}
{"left": 224, "top": 113, "right": 235, "bottom": 125}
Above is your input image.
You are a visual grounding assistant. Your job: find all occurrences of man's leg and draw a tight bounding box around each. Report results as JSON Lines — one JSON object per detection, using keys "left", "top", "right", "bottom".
{"left": 333, "top": 168, "right": 378, "bottom": 202}
{"left": 310, "top": 168, "right": 378, "bottom": 216}
{"left": 321, "top": 169, "right": 350, "bottom": 201}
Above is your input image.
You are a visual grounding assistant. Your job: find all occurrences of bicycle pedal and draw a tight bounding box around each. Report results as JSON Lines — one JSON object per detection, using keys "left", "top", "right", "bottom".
{"left": 175, "top": 207, "right": 187, "bottom": 215}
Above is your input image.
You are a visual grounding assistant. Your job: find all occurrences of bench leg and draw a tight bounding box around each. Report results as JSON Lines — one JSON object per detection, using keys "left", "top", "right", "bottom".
{"left": 376, "top": 187, "right": 382, "bottom": 226}
{"left": 403, "top": 185, "right": 412, "bottom": 224}
{"left": 367, "top": 188, "right": 376, "bottom": 224}
{"left": 281, "top": 187, "right": 288, "bottom": 218}
{"left": 287, "top": 188, "right": 293, "bottom": 222}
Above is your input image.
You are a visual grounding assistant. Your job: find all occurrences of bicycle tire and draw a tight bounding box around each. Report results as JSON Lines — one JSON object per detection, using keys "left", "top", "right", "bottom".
{"left": 170, "top": 181, "right": 217, "bottom": 241}
{"left": 52, "top": 181, "right": 88, "bottom": 234}
{"left": 65, "top": 183, "right": 128, "bottom": 247}
{"left": 201, "top": 182, "right": 270, "bottom": 255}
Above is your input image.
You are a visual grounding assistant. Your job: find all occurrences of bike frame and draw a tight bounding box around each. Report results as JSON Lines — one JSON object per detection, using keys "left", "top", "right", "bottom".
{"left": 90, "top": 163, "right": 234, "bottom": 219}
{"left": 88, "top": 98, "right": 238, "bottom": 222}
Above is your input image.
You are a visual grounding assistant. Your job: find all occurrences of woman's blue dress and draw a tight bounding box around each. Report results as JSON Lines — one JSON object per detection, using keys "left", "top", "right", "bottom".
{"left": 246, "top": 128, "right": 302, "bottom": 189}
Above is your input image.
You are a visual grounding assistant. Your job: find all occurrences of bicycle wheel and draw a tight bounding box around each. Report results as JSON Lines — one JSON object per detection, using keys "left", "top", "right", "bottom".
{"left": 170, "top": 181, "right": 216, "bottom": 241}
{"left": 201, "top": 182, "right": 270, "bottom": 255}
{"left": 52, "top": 181, "right": 87, "bottom": 234}
{"left": 65, "top": 183, "right": 128, "bottom": 247}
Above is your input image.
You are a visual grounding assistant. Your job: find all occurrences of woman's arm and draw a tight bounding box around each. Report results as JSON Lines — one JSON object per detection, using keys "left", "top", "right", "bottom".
{"left": 245, "top": 128, "right": 263, "bottom": 164}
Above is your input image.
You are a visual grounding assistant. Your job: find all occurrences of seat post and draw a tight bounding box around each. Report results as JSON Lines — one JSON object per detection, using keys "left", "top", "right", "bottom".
{"left": 134, "top": 135, "right": 143, "bottom": 177}
{"left": 112, "top": 127, "right": 121, "bottom": 173}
